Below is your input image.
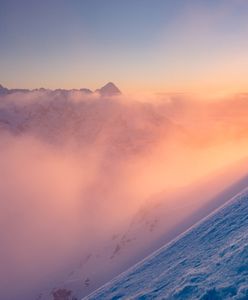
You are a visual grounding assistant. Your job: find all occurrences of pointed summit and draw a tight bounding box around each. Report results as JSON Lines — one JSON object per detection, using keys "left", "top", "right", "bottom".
{"left": 96, "top": 82, "right": 121, "bottom": 97}
{"left": 0, "top": 84, "right": 8, "bottom": 95}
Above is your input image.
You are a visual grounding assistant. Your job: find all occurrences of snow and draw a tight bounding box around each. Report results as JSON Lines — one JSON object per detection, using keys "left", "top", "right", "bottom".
{"left": 85, "top": 189, "right": 248, "bottom": 299}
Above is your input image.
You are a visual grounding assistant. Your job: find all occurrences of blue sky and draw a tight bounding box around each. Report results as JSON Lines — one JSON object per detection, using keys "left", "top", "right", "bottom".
{"left": 1, "top": 0, "right": 248, "bottom": 93}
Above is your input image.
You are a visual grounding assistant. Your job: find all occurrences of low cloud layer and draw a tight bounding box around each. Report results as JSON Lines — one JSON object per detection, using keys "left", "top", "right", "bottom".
{"left": 1, "top": 90, "right": 248, "bottom": 299}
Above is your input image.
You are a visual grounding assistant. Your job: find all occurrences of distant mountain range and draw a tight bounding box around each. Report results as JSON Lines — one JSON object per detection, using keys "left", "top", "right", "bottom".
{"left": 0, "top": 82, "right": 121, "bottom": 97}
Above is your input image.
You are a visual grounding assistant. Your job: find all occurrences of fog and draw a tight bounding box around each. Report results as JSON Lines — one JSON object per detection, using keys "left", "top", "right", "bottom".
{"left": 0, "top": 90, "right": 248, "bottom": 299}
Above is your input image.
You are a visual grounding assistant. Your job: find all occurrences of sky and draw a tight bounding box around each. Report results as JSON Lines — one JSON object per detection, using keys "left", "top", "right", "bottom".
{"left": 1, "top": 0, "right": 248, "bottom": 93}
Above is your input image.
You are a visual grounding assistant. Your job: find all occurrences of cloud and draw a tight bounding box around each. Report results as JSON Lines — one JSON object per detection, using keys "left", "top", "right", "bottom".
{"left": 1, "top": 90, "right": 248, "bottom": 299}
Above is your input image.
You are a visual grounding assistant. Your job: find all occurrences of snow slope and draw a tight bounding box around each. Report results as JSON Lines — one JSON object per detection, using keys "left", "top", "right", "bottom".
{"left": 34, "top": 166, "right": 248, "bottom": 300}
{"left": 85, "top": 189, "right": 248, "bottom": 300}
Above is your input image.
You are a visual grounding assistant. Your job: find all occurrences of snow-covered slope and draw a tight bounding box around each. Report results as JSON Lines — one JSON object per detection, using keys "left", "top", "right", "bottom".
{"left": 35, "top": 162, "right": 248, "bottom": 300}
{"left": 86, "top": 189, "right": 248, "bottom": 299}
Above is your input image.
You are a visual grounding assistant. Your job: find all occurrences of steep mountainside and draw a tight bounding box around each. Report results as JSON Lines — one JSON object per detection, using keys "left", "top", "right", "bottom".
{"left": 86, "top": 189, "right": 248, "bottom": 300}
{"left": 37, "top": 163, "right": 248, "bottom": 300}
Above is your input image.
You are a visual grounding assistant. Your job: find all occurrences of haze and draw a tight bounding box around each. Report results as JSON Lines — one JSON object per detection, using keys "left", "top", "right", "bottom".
{"left": 1, "top": 0, "right": 248, "bottom": 299}
{"left": 0, "top": 88, "right": 248, "bottom": 299}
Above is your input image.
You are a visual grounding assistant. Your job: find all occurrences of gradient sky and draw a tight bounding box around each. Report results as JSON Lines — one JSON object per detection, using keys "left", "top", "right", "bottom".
{"left": 1, "top": 0, "right": 248, "bottom": 93}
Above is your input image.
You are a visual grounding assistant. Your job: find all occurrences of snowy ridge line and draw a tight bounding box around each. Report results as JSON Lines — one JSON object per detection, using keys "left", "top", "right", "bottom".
{"left": 83, "top": 186, "right": 248, "bottom": 300}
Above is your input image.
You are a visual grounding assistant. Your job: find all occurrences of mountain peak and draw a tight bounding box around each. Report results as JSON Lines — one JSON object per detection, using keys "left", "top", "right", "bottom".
{"left": 0, "top": 84, "right": 8, "bottom": 95}
{"left": 96, "top": 82, "right": 121, "bottom": 97}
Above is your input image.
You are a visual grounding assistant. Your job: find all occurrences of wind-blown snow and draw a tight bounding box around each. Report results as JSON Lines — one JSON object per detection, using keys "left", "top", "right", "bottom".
{"left": 86, "top": 189, "right": 248, "bottom": 299}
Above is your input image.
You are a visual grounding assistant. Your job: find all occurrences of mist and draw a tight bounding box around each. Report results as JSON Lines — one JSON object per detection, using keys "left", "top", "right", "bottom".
{"left": 1, "top": 90, "right": 248, "bottom": 299}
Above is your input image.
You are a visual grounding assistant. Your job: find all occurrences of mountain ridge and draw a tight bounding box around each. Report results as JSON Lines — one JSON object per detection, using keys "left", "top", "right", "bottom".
{"left": 0, "top": 82, "right": 122, "bottom": 97}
